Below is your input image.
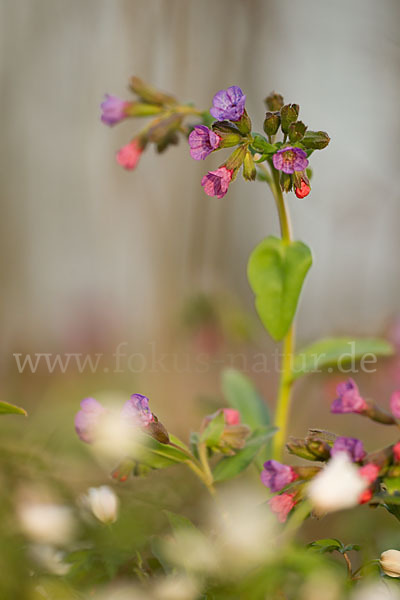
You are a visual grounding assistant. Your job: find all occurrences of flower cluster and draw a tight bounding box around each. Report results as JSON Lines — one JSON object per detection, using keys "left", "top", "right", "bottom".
{"left": 260, "top": 379, "right": 400, "bottom": 522}
{"left": 75, "top": 393, "right": 169, "bottom": 447}
{"left": 100, "top": 76, "right": 201, "bottom": 171}
{"left": 188, "top": 87, "right": 330, "bottom": 200}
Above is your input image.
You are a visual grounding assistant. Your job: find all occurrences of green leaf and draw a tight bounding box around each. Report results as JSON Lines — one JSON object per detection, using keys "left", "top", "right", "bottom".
{"left": 200, "top": 411, "right": 225, "bottom": 446}
{"left": 138, "top": 437, "right": 189, "bottom": 469}
{"left": 164, "top": 511, "right": 198, "bottom": 534}
{"left": 212, "top": 427, "right": 277, "bottom": 482}
{"left": 292, "top": 337, "right": 394, "bottom": 380}
{"left": 251, "top": 134, "right": 277, "bottom": 155}
{"left": 308, "top": 538, "right": 343, "bottom": 554}
{"left": 0, "top": 401, "right": 27, "bottom": 416}
{"left": 221, "top": 368, "right": 270, "bottom": 431}
{"left": 247, "top": 236, "right": 312, "bottom": 341}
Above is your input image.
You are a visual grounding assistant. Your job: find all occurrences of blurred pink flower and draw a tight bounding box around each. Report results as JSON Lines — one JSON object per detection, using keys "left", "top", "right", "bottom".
{"left": 116, "top": 139, "right": 143, "bottom": 170}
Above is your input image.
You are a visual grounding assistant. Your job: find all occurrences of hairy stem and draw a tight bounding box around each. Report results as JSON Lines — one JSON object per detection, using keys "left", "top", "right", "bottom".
{"left": 270, "top": 168, "right": 295, "bottom": 461}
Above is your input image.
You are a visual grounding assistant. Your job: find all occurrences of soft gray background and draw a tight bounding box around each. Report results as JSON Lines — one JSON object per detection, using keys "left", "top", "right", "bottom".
{"left": 1, "top": 0, "right": 400, "bottom": 358}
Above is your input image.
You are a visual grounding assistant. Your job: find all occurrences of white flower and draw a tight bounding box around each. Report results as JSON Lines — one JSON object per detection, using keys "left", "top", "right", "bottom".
{"left": 351, "top": 581, "right": 400, "bottom": 600}
{"left": 380, "top": 550, "right": 400, "bottom": 578}
{"left": 18, "top": 503, "right": 75, "bottom": 545}
{"left": 307, "top": 452, "right": 368, "bottom": 514}
{"left": 85, "top": 486, "right": 119, "bottom": 524}
{"left": 29, "top": 544, "right": 70, "bottom": 575}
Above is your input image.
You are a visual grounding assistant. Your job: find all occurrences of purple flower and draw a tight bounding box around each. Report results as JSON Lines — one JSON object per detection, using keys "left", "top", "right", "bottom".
{"left": 188, "top": 125, "right": 221, "bottom": 160}
{"left": 330, "top": 436, "right": 366, "bottom": 462}
{"left": 121, "top": 393, "right": 155, "bottom": 427}
{"left": 201, "top": 166, "right": 233, "bottom": 198}
{"left": 390, "top": 391, "right": 400, "bottom": 419}
{"left": 261, "top": 460, "right": 297, "bottom": 492}
{"left": 210, "top": 86, "right": 246, "bottom": 122}
{"left": 75, "top": 397, "right": 106, "bottom": 443}
{"left": 101, "top": 94, "right": 129, "bottom": 126}
{"left": 272, "top": 146, "right": 309, "bottom": 174}
{"left": 331, "top": 378, "right": 368, "bottom": 414}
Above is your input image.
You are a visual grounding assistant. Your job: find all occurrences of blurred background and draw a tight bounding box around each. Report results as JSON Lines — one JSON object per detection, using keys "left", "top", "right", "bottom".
{"left": 1, "top": 1, "right": 400, "bottom": 595}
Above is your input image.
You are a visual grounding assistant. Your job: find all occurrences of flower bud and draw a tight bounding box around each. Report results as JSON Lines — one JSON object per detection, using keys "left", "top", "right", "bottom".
{"left": 280, "top": 172, "right": 292, "bottom": 193}
{"left": 280, "top": 104, "right": 299, "bottom": 134}
{"left": 85, "top": 486, "right": 119, "bottom": 524}
{"left": 146, "top": 417, "right": 170, "bottom": 444}
{"left": 265, "top": 91, "right": 284, "bottom": 112}
{"left": 287, "top": 438, "right": 319, "bottom": 461}
{"left": 380, "top": 550, "right": 400, "bottom": 578}
{"left": 288, "top": 120, "right": 307, "bottom": 143}
{"left": 235, "top": 110, "right": 252, "bottom": 135}
{"left": 301, "top": 130, "right": 330, "bottom": 150}
{"left": 212, "top": 121, "right": 243, "bottom": 148}
{"left": 129, "top": 76, "right": 176, "bottom": 106}
{"left": 225, "top": 145, "right": 247, "bottom": 171}
{"left": 242, "top": 151, "right": 256, "bottom": 181}
{"left": 263, "top": 112, "right": 281, "bottom": 137}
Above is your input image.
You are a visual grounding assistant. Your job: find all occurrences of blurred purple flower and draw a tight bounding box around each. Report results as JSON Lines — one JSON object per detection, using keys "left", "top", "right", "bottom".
{"left": 390, "top": 391, "right": 400, "bottom": 419}
{"left": 331, "top": 378, "right": 368, "bottom": 414}
{"left": 272, "top": 146, "right": 308, "bottom": 174}
{"left": 188, "top": 125, "right": 221, "bottom": 160}
{"left": 101, "top": 94, "right": 129, "bottom": 126}
{"left": 210, "top": 86, "right": 246, "bottom": 122}
{"left": 121, "top": 393, "right": 155, "bottom": 427}
{"left": 331, "top": 436, "right": 366, "bottom": 462}
{"left": 261, "top": 460, "right": 297, "bottom": 492}
{"left": 201, "top": 166, "right": 233, "bottom": 198}
{"left": 75, "top": 397, "right": 106, "bottom": 443}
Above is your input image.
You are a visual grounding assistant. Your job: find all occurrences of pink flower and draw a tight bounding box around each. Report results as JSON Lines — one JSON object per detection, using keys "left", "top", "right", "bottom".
{"left": 222, "top": 408, "right": 241, "bottom": 426}
{"left": 261, "top": 460, "right": 298, "bottom": 492}
{"left": 294, "top": 179, "right": 311, "bottom": 198}
{"left": 188, "top": 125, "right": 221, "bottom": 160}
{"left": 101, "top": 94, "right": 129, "bottom": 126}
{"left": 121, "top": 394, "right": 155, "bottom": 427}
{"left": 331, "top": 379, "right": 368, "bottom": 414}
{"left": 393, "top": 441, "right": 400, "bottom": 463}
{"left": 359, "top": 463, "right": 380, "bottom": 484}
{"left": 269, "top": 493, "right": 296, "bottom": 523}
{"left": 116, "top": 139, "right": 143, "bottom": 170}
{"left": 75, "top": 397, "right": 107, "bottom": 443}
{"left": 201, "top": 166, "right": 233, "bottom": 198}
{"left": 390, "top": 391, "right": 400, "bottom": 419}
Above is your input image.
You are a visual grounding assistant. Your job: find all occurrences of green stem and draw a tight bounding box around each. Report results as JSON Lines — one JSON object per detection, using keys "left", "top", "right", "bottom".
{"left": 198, "top": 442, "right": 216, "bottom": 496}
{"left": 170, "top": 441, "right": 216, "bottom": 496}
{"left": 270, "top": 168, "right": 295, "bottom": 461}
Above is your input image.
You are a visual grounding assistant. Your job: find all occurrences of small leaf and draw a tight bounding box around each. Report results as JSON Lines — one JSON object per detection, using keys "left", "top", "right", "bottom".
{"left": 247, "top": 236, "right": 312, "bottom": 341}
{"left": 0, "top": 401, "right": 27, "bottom": 416}
{"left": 308, "top": 538, "right": 343, "bottom": 554}
{"left": 164, "top": 511, "right": 198, "bottom": 534}
{"left": 138, "top": 437, "right": 189, "bottom": 469}
{"left": 251, "top": 134, "right": 277, "bottom": 155}
{"left": 200, "top": 411, "right": 225, "bottom": 446}
{"left": 292, "top": 337, "right": 394, "bottom": 380}
{"left": 221, "top": 368, "right": 270, "bottom": 431}
{"left": 212, "top": 427, "right": 277, "bottom": 482}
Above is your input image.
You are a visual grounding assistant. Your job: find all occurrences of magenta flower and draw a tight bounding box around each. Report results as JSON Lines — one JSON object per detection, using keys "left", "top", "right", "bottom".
{"left": 393, "top": 441, "right": 400, "bottom": 463}
{"left": 261, "top": 460, "right": 297, "bottom": 493}
{"left": 210, "top": 86, "right": 246, "bottom": 122}
{"left": 331, "top": 379, "right": 368, "bottom": 414}
{"left": 269, "top": 493, "right": 296, "bottom": 523}
{"left": 121, "top": 393, "right": 155, "bottom": 427}
{"left": 330, "top": 436, "right": 366, "bottom": 462}
{"left": 390, "top": 391, "right": 400, "bottom": 419}
{"left": 75, "top": 397, "right": 107, "bottom": 443}
{"left": 101, "top": 94, "right": 129, "bottom": 126}
{"left": 201, "top": 166, "right": 233, "bottom": 198}
{"left": 116, "top": 139, "right": 143, "bottom": 170}
{"left": 188, "top": 125, "right": 221, "bottom": 160}
{"left": 272, "top": 146, "right": 309, "bottom": 174}
{"left": 359, "top": 463, "right": 380, "bottom": 484}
